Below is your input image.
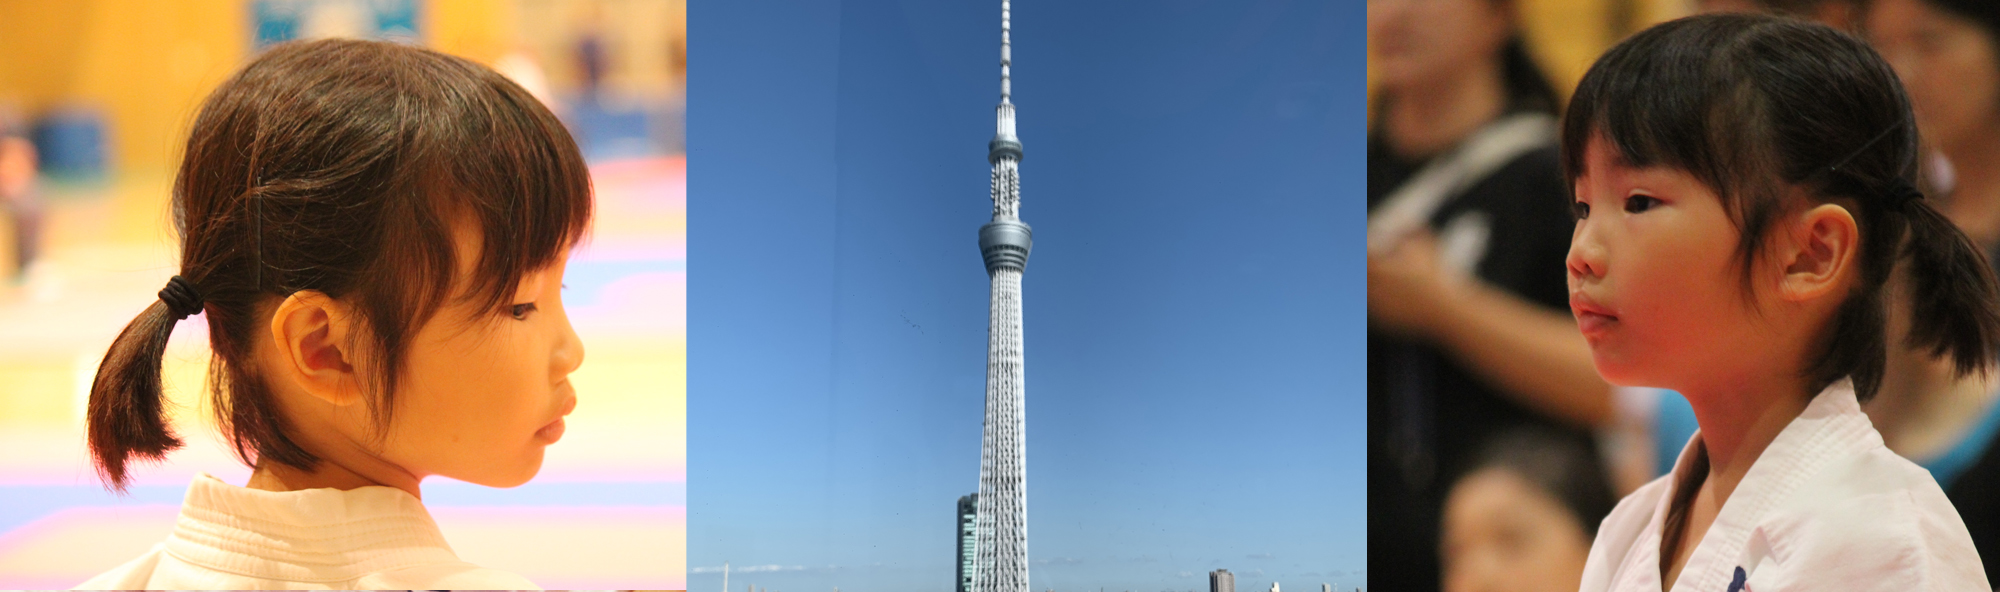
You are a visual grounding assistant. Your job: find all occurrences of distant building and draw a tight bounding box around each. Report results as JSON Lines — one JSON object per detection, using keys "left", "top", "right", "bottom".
{"left": 1210, "top": 569, "right": 1235, "bottom": 592}
{"left": 958, "top": 494, "right": 979, "bottom": 592}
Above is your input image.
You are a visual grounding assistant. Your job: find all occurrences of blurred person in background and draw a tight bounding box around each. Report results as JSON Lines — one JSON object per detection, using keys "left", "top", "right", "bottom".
{"left": 1367, "top": 0, "right": 1614, "bottom": 589}
{"left": 0, "top": 108, "right": 41, "bottom": 283}
{"left": 1440, "top": 429, "right": 1614, "bottom": 592}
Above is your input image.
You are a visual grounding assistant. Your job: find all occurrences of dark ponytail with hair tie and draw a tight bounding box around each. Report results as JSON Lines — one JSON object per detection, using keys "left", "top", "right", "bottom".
{"left": 1893, "top": 186, "right": 2000, "bottom": 377}
{"left": 87, "top": 275, "right": 205, "bottom": 492}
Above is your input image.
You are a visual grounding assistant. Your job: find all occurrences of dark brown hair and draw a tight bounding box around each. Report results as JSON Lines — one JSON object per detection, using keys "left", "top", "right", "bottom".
{"left": 1561, "top": 14, "right": 2000, "bottom": 402}
{"left": 1458, "top": 428, "right": 1616, "bottom": 537}
{"left": 87, "top": 38, "right": 592, "bottom": 491}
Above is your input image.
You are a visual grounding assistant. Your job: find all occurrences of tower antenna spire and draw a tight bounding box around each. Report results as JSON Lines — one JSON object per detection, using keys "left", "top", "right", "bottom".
{"left": 1000, "top": 0, "right": 1012, "bottom": 103}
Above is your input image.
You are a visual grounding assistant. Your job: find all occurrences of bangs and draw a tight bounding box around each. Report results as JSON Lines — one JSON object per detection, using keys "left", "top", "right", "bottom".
{"left": 367, "top": 48, "right": 594, "bottom": 328}
{"left": 440, "top": 61, "right": 594, "bottom": 317}
{"left": 1559, "top": 13, "right": 1779, "bottom": 224}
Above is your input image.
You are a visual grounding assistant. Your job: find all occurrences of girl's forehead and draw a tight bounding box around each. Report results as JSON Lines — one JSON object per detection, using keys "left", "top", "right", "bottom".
{"left": 516, "top": 260, "right": 566, "bottom": 293}
{"left": 1578, "top": 135, "right": 1708, "bottom": 186}
{"left": 1574, "top": 141, "right": 1639, "bottom": 186}
{"left": 1582, "top": 135, "right": 1638, "bottom": 171}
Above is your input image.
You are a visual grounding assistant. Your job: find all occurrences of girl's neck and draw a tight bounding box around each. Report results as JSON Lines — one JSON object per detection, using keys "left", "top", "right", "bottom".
{"left": 1380, "top": 58, "right": 1509, "bottom": 160}
{"left": 1661, "top": 374, "right": 1814, "bottom": 587}
{"left": 247, "top": 454, "right": 424, "bottom": 500}
{"left": 1682, "top": 373, "right": 1816, "bottom": 507}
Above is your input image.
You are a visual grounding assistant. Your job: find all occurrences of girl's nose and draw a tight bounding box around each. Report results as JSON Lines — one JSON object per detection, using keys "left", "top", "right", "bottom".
{"left": 1567, "top": 221, "right": 1605, "bottom": 281}
{"left": 553, "top": 315, "right": 586, "bottom": 377}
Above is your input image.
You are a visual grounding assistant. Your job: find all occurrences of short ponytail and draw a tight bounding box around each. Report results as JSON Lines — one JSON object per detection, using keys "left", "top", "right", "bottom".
{"left": 1896, "top": 199, "right": 2000, "bottom": 378}
{"left": 87, "top": 299, "right": 190, "bottom": 492}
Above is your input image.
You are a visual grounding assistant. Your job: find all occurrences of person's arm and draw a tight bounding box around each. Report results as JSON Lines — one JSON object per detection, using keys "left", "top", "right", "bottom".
{"left": 1368, "top": 233, "right": 1612, "bottom": 428}
{"left": 1433, "top": 279, "right": 1613, "bottom": 427}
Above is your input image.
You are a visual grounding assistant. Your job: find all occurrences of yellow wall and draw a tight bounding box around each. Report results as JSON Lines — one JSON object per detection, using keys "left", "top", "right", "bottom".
{"left": 428, "top": 0, "right": 514, "bottom": 66}
{"left": 0, "top": 0, "right": 248, "bottom": 177}
{"left": 0, "top": 0, "right": 519, "bottom": 178}
{"left": 1520, "top": 0, "right": 1691, "bottom": 102}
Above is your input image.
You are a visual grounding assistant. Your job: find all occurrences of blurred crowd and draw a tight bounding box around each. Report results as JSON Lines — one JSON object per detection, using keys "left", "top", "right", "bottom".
{"left": 1367, "top": 0, "right": 2000, "bottom": 590}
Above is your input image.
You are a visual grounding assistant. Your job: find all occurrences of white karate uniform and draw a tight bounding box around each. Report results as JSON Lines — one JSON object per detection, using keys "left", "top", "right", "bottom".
{"left": 75, "top": 473, "right": 539, "bottom": 590}
{"left": 1580, "top": 380, "right": 1988, "bottom": 591}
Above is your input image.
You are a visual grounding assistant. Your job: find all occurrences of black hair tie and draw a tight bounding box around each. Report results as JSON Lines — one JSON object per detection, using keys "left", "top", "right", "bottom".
{"left": 1887, "top": 179, "right": 1925, "bottom": 211}
{"left": 158, "top": 275, "right": 204, "bottom": 320}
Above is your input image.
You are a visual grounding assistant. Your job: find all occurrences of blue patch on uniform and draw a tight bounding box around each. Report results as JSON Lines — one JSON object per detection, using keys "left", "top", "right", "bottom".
{"left": 1727, "top": 566, "right": 1747, "bottom": 592}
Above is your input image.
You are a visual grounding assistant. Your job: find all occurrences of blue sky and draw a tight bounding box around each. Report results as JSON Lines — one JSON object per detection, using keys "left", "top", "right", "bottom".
{"left": 689, "top": 1, "right": 1364, "bottom": 591}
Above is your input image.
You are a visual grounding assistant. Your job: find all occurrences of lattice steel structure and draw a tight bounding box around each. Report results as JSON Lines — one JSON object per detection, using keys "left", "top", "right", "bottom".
{"left": 973, "top": 2, "right": 1030, "bottom": 592}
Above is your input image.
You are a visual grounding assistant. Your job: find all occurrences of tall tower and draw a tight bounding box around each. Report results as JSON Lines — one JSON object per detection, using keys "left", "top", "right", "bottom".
{"left": 974, "top": 2, "right": 1030, "bottom": 592}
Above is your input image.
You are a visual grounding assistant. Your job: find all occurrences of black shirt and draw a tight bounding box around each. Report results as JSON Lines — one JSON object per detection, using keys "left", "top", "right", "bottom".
{"left": 1366, "top": 127, "right": 1602, "bottom": 592}
{"left": 1945, "top": 432, "right": 2000, "bottom": 587}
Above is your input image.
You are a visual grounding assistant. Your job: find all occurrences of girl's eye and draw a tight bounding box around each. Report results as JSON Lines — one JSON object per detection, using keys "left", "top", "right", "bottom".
{"left": 509, "top": 302, "right": 538, "bottom": 320}
{"left": 1572, "top": 201, "right": 1590, "bottom": 219}
{"left": 1624, "top": 195, "right": 1660, "bottom": 213}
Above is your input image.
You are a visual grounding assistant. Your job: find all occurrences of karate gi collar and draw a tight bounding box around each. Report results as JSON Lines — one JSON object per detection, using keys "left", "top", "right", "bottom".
{"left": 1626, "top": 379, "right": 1880, "bottom": 591}
{"left": 160, "top": 472, "right": 463, "bottom": 583}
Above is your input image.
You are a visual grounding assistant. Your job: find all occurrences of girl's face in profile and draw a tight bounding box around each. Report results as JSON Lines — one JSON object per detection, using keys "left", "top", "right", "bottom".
{"left": 1566, "top": 137, "right": 1772, "bottom": 391}
{"left": 359, "top": 224, "right": 585, "bottom": 488}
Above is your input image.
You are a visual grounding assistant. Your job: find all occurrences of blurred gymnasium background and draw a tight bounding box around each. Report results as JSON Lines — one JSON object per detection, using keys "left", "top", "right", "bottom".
{"left": 0, "top": 0, "right": 685, "bottom": 588}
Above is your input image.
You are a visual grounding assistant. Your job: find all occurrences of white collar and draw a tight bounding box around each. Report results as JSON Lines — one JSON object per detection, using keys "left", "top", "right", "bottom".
{"left": 161, "top": 472, "right": 464, "bottom": 583}
{"left": 1647, "top": 379, "right": 1884, "bottom": 591}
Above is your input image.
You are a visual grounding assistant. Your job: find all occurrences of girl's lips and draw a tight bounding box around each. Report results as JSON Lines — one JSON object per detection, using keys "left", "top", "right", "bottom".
{"left": 535, "top": 417, "right": 566, "bottom": 444}
{"left": 536, "top": 387, "right": 577, "bottom": 444}
{"left": 1570, "top": 293, "right": 1619, "bottom": 338}
{"left": 1575, "top": 310, "right": 1618, "bottom": 338}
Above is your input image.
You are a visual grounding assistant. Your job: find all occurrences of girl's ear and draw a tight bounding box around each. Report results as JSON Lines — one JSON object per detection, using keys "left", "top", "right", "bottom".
{"left": 1777, "top": 202, "right": 1860, "bottom": 303}
{"left": 269, "top": 291, "right": 366, "bottom": 406}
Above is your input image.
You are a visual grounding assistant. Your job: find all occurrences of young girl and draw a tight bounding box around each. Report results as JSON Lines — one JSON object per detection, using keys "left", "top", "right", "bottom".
{"left": 76, "top": 38, "right": 591, "bottom": 589}
{"left": 1565, "top": 14, "right": 1993, "bottom": 590}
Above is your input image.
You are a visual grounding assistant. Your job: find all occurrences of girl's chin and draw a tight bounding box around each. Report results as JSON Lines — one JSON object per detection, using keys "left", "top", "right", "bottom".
{"left": 448, "top": 453, "right": 545, "bottom": 489}
{"left": 1588, "top": 353, "right": 1646, "bottom": 387}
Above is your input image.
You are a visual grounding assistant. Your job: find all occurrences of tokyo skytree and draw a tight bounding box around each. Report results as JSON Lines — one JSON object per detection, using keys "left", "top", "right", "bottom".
{"left": 973, "top": 2, "right": 1030, "bottom": 592}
